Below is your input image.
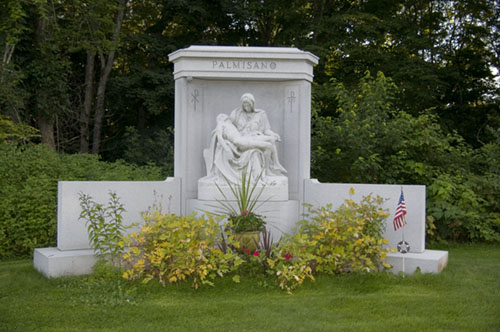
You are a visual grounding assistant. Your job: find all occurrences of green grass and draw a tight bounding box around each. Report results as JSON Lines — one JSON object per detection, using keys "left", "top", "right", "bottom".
{"left": 1, "top": 244, "right": 499, "bottom": 332}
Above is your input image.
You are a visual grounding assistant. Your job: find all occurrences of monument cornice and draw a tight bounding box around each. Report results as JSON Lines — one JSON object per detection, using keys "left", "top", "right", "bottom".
{"left": 169, "top": 45, "right": 319, "bottom": 82}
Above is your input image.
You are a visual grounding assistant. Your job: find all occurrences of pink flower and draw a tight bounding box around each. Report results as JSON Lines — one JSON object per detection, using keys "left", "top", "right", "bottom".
{"left": 284, "top": 252, "right": 292, "bottom": 260}
{"left": 245, "top": 249, "right": 251, "bottom": 254}
{"left": 253, "top": 251, "right": 259, "bottom": 257}
{"left": 242, "top": 210, "right": 249, "bottom": 215}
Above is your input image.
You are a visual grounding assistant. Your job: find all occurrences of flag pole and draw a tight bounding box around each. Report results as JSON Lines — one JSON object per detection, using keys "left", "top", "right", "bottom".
{"left": 402, "top": 213, "right": 406, "bottom": 275}
{"left": 394, "top": 186, "right": 409, "bottom": 276}
{"left": 401, "top": 186, "right": 405, "bottom": 275}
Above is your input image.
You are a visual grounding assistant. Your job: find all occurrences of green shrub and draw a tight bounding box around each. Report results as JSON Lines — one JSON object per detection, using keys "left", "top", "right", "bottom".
{"left": 268, "top": 192, "right": 391, "bottom": 292}
{"left": 312, "top": 71, "right": 500, "bottom": 242}
{"left": 0, "top": 115, "right": 39, "bottom": 144}
{"left": 0, "top": 143, "right": 163, "bottom": 258}
{"left": 232, "top": 191, "right": 392, "bottom": 293}
{"left": 425, "top": 129, "right": 500, "bottom": 242}
{"left": 300, "top": 193, "right": 390, "bottom": 273}
{"left": 122, "top": 212, "right": 243, "bottom": 289}
{"left": 266, "top": 243, "right": 316, "bottom": 294}
{"left": 90, "top": 191, "right": 392, "bottom": 293}
{"left": 79, "top": 192, "right": 126, "bottom": 264}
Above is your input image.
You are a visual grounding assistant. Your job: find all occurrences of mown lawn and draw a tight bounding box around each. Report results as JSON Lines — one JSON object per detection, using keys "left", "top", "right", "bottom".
{"left": 1, "top": 243, "right": 499, "bottom": 332}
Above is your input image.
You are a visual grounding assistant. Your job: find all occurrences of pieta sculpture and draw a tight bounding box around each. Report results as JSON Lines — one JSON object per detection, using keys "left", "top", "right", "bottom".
{"left": 202, "top": 93, "right": 287, "bottom": 186}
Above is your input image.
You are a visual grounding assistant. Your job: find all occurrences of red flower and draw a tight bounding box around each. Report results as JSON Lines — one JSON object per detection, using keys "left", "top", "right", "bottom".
{"left": 242, "top": 210, "right": 249, "bottom": 215}
{"left": 284, "top": 252, "right": 292, "bottom": 260}
{"left": 245, "top": 249, "right": 251, "bottom": 254}
{"left": 253, "top": 251, "right": 259, "bottom": 257}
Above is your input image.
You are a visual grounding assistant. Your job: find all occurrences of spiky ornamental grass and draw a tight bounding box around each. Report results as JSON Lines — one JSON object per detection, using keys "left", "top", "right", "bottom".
{"left": 210, "top": 170, "right": 268, "bottom": 233}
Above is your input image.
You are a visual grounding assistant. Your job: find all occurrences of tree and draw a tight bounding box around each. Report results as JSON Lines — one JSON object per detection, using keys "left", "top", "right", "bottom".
{"left": 90, "top": 0, "right": 128, "bottom": 154}
{"left": 437, "top": 0, "right": 500, "bottom": 146}
{"left": 309, "top": 0, "right": 499, "bottom": 147}
{"left": 1, "top": 0, "right": 498, "bottom": 164}
{"left": 63, "top": 0, "right": 130, "bottom": 154}
{"left": 1, "top": 0, "right": 73, "bottom": 149}
{"left": 0, "top": 0, "right": 29, "bottom": 126}
{"left": 30, "top": 3, "right": 71, "bottom": 149}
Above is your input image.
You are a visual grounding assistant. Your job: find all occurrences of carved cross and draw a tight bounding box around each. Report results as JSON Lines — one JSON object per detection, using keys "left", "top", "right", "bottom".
{"left": 191, "top": 89, "right": 200, "bottom": 112}
{"left": 287, "top": 90, "right": 296, "bottom": 113}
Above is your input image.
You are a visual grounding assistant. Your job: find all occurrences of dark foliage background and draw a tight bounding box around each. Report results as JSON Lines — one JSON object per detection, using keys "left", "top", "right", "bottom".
{"left": 0, "top": 0, "right": 499, "bottom": 256}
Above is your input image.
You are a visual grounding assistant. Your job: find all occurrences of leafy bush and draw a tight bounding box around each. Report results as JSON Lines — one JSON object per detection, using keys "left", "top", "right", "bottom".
{"left": 425, "top": 128, "right": 500, "bottom": 242}
{"left": 285, "top": 193, "right": 389, "bottom": 274}
{"left": 79, "top": 192, "right": 126, "bottom": 264}
{"left": 312, "top": 71, "right": 500, "bottom": 242}
{"left": 266, "top": 246, "right": 315, "bottom": 294}
{"left": 92, "top": 192, "right": 393, "bottom": 293}
{"left": 122, "top": 212, "right": 243, "bottom": 289}
{"left": 228, "top": 212, "right": 266, "bottom": 233}
{"left": 235, "top": 192, "right": 391, "bottom": 293}
{"left": 0, "top": 115, "right": 39, "bottom": 144}
{"left": 0, "top": 143, "right": 164, "bottom": 258}
{"left": 300, "top": 195, "right": 391, "bottom": 273}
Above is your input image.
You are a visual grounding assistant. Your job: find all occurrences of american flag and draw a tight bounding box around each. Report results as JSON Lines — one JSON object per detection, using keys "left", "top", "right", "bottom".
{"left": 393, "top": 190, "right": 407, "bottom": 231}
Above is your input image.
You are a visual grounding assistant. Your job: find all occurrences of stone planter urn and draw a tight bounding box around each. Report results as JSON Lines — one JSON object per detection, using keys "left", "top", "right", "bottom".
{"left": 234, "top": 231, "right": 261, "bottom": 253}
